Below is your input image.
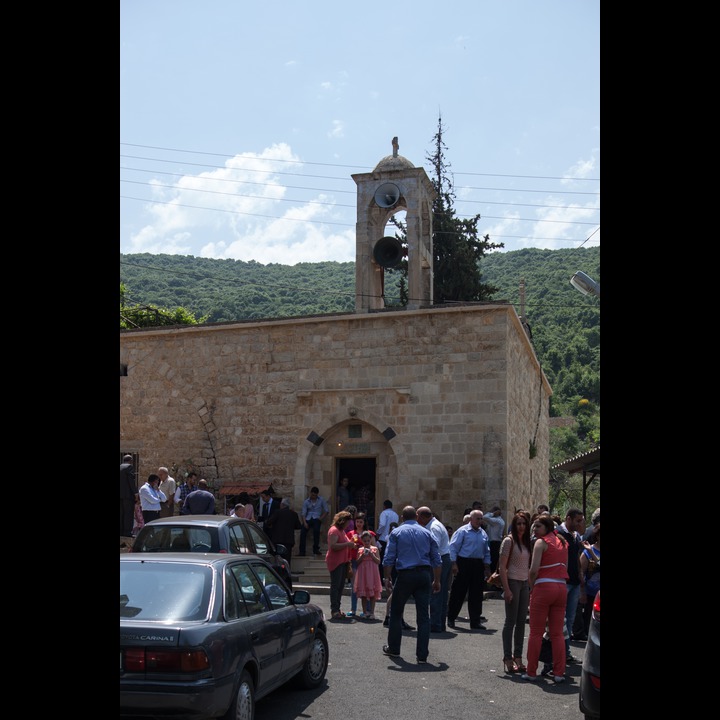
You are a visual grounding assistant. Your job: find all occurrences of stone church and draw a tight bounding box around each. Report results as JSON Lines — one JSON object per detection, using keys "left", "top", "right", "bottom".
{"left": 120, "top": 140, "right": 552, "bottom": 531}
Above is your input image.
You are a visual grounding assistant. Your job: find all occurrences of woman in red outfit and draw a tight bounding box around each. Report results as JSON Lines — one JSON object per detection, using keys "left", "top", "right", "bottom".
{"left": 325, "top": 510, "right": 355, "bottom": 619}
{"left": 522, "top": 514, "right": 569, "bottom": 683}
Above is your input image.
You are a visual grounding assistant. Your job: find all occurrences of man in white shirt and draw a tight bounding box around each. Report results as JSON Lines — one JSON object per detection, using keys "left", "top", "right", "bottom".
{"left": 376, "top": 499, "right": 399, "bottom": 569}
{"left": 483, "top": 505, "right": 506, "bottom": 577}
{"left": 417, "top": 506, "right": 453, "bottom": 633}
{"left": 157, "top": 466, "right": 177, "bottom": 518}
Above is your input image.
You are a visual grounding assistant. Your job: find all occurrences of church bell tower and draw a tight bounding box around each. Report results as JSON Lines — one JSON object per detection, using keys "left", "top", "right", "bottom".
{"left": 352, "top": 137, "right": 436, "bottom": 311}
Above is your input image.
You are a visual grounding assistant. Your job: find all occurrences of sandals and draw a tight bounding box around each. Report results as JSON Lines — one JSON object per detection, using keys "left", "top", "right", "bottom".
{"left": 367, "top": 613, "right": 376, "bottom": 620}
{"left": 513, "top": 656, "right": 527, "bottom": 672}
{"left": 503, "top": 657, "right": 518, "bottom": 673}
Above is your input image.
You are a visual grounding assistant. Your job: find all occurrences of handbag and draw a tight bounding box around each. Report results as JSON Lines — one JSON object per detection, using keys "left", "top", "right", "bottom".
{"left": 584, "top": 546, "right": 600, "bottom": 595}
{"left": 487, "top": 538, "right": 514, "bottom": 588}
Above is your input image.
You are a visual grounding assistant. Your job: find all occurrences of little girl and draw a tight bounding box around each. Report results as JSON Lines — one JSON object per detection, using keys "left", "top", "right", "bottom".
{"left": 132, "top": 496, "right": 144, "bottom": 536}
{"left": 353, "top": 531, "right": 383, "bottom": 620}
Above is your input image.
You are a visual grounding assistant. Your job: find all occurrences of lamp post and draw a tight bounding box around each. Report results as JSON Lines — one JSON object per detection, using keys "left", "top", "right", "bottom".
{"left": 570, "top": 271, "right": 600, "bottom": 299}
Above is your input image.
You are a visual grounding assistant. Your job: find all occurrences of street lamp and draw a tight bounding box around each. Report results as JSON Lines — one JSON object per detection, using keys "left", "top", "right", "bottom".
{"left": 570, "top": 271, "right": 600, "bottom": 299}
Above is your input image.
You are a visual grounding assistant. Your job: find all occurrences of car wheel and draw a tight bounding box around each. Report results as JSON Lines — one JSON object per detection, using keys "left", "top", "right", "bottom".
{"left": 294, "top": 629, "right": 328, "bottom": 689}
{"left": 223, "top": 669, "right": 254, "bottom": 720}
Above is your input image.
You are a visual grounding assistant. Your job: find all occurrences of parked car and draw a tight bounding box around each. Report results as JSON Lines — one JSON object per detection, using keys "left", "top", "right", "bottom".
{"left": 120, "top": 553, "right": 328, "bottom": 720}
{"left": 131, "top": 515, "right": 293, "bottom": 588}
{"left": 579, "top": 590, "right": 600, "bottom": 718}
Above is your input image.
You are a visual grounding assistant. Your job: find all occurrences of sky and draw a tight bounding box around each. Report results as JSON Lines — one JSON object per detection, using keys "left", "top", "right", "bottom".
{"left": 120, "top": 0, "right": 599, "bottom": 266}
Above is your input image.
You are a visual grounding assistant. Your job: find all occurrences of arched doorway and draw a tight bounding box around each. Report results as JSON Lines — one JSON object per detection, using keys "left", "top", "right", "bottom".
{"left": 336, "top": 457, "right": 377, "bottom": 530}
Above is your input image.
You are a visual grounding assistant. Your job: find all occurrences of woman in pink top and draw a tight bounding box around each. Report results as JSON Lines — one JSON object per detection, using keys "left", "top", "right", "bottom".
{"left": 498, "top": 511, "right": 533, "bottom": 674}
{"left": 325, "top": 510, "right": 355, "bottom": 619}
{"left": 522, "top": 514, "right": 569, "bottom": 683}
{"left": 237, "top": 492, "right": 256, "bottom": 521}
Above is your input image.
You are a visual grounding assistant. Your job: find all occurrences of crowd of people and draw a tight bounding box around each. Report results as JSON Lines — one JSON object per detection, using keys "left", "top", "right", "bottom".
{"left": 121, "top": 458, "right": 600, "bottom": 678}
{"left": 321, "top": 492, "right": 600, "bottom": 680}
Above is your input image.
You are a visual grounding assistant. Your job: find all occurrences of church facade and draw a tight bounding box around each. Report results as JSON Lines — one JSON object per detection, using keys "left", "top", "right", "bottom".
{"left": 120, "top": 141, "right": 552, "bottom": 529}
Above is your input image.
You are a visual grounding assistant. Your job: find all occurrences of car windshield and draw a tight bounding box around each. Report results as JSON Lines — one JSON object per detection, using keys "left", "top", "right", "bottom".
{"left": 120, "top": 563, "right": 213, "bottom": 621}
{"left": 136, "top": 526, "right": 218, "bottom": 552}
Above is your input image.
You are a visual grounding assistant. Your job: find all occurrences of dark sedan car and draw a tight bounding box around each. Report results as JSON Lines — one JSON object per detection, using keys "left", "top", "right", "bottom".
{"left": 132, "top": 515, "right": 293, "bottom": 588}
{"left": 120, "top": 553, "right": 328, "bottom": 720}
{"left": 579, "top": 590, "right": 600, "bottom": 719}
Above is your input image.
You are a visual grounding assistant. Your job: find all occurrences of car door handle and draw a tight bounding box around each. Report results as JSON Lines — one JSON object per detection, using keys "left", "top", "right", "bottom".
{"left": 250, "top": 632, "right": 260, "bottom": 642}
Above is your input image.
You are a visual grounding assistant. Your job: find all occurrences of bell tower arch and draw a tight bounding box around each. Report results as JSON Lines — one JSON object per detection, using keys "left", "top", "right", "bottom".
{"left": 352, "top": 137, "right": 437, "bottom": 311}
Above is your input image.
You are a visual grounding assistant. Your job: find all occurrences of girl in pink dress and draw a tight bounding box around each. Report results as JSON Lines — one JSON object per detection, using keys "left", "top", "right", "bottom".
{"left": 353, "top": 531, "right": 383, "bottom": 620}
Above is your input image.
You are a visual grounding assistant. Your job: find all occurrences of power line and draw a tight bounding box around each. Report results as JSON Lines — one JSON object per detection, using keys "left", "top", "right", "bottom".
{"left": 120, "top": 142, "right": 600, "bottom": 182}
{"left": 120, "top": 194, "right": 599, "bottom": 228}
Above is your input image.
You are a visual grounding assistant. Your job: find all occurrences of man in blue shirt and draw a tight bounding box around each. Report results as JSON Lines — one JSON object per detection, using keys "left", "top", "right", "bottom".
{"left": 417, "top": 506, "right": 453, "bottom": 633}
{"left": 447, "top": 509, "right": 491, "bottom": 630}
{"left": 382, "top": 506, "right": 442, "bottom": 664}
{"left": 299, "top": 486, "right": 329, "bottom": 556}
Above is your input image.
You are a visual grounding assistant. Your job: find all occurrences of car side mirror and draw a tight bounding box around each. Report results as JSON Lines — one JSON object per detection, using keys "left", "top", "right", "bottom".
{"left": 292, "top": 590, "right": 310, "bottom": 605}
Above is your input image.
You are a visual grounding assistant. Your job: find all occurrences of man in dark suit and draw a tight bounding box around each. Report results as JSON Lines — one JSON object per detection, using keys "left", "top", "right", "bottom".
{"left": 257, "top": 488, "right": 280, "bottom": 537}
{"left": 120, "top": 454, "right": 136, "bottom": 536}
{"left": 265, "top": 498, "right": 302, "bottom": 567}
{"left": 181, "top": 479, "right": 216, "bottom": 515}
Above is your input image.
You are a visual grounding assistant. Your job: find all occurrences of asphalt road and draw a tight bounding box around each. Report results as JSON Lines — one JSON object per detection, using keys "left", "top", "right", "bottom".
{"left": 255, "top": 592, "right": 587, "bottom": 720}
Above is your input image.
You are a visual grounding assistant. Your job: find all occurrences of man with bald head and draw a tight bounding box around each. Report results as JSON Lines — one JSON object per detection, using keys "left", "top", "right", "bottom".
{"left": 381, "top": 506, "right": 442, "bottom": 663}
{"left": 447, "top": 509, "right": 491, "bottom": 630}
{"left": 417, "top": 506, "right": 452, "bottom": 633}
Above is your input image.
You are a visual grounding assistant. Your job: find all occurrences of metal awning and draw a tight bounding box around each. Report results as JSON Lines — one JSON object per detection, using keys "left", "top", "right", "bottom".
{"left": 551, "top": 447, "right": 600, "bottom": 474}
{"left": 551, "top": 446, "right": 600, "bottom": 519}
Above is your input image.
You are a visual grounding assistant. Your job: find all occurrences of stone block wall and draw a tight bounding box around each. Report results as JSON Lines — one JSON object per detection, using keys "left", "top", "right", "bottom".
{"left": 120, "top": 303, "right": 551, "bottom": 529}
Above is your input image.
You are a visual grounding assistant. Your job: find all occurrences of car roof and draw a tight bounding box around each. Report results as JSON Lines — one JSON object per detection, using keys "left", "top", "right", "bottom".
{"left": 120, "top": 552, "right": 270, "bottom": 566}
{"left": 142, "top": 515, "right": 247, "bottom": 528}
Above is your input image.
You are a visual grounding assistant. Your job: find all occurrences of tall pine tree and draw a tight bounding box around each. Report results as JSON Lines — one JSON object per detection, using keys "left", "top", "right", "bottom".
{"left": 387, "top": 114, "right": 503, "bottom": 305}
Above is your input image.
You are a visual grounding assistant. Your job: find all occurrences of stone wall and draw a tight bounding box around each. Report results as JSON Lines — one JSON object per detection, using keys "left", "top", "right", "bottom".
{"left": 120, "top": 303, "right": 551, "bottom": 529}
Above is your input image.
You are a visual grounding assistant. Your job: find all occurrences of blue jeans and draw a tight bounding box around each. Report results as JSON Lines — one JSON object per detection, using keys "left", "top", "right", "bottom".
{"left": 299, "top": 517, "right": 322, "bottom": 555}
{"left": 387, "top": 567, "right": 432, "bottom": 660}
{"left": 565, "top": 582, "right": 581, "bottom": 650}
{"left": 429, "top": 553, "right": 452, "bottom": 631}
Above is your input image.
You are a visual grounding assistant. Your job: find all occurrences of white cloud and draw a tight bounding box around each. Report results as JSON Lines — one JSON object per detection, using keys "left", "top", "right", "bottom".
{"left": 328, "top": 120, "right": 344, "bottom": 139}
{"left": 126, "top": 144, "right": 358, "bottom": 264}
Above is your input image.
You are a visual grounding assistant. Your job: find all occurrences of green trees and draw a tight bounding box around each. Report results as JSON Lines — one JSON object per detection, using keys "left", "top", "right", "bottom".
{"left": 120, "top": 282, "right": 208, "bottom": 329}
{"left": 426, "top": 115, "right": 504, "bottom": 303}
{"left": 386, "top": 115, "right": 503, "bottom": 304}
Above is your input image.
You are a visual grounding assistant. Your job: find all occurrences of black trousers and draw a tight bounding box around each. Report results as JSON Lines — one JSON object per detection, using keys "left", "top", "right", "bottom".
{"left": 447, "top": 556, "right": 485, "bottom": 624}
{"left": 142, "top": 509, "right": 161, "bottom": 523}
{"left": 489, "top": 540, "right": 501, "bottom": 574}
{"left": 120, "top": 498, "right": 134, "bottom": 536}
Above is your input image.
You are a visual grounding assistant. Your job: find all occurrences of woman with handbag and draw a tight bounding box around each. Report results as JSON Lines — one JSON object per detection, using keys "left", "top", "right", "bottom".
{"left": 325, "top": 510, "right": 355, "bottom": 619}
{"left": 498, "top": 511, "right": 533, "bottom": 673}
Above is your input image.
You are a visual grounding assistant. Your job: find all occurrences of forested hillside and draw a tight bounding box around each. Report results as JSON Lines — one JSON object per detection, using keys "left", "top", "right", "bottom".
{"left": 120, "top": 246, "right": 599, "bottom": 419}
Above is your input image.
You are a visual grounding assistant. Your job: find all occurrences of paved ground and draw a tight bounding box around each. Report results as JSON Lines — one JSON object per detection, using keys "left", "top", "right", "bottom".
{"left": 256, "top": 592, "right": 588, "bottom": 720}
